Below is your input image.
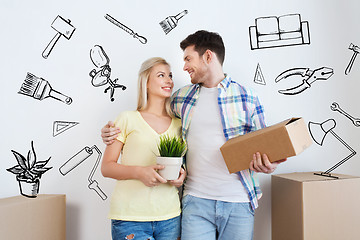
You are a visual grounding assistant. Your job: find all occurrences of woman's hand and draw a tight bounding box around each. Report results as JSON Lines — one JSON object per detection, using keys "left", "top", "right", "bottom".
{"left": 169, "top": 168, "right": 186, "bottom": 188}
{"left": 137, "top": 165, "right": 167, "bottom": 187}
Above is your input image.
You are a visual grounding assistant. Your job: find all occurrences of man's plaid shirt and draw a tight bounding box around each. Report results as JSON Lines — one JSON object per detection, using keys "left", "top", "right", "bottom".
{"left": 170, "top": 75, "right": 266, "bottom": 210}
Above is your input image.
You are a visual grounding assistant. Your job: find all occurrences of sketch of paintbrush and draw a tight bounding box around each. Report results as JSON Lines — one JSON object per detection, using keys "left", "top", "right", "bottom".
{"left": 18, "top": 72, "right": 73, "bottom": 105}
{"left": 159, "top": 10, "right": 188, "bottom": 34}
{"left": 105, "top": 14, "right": 147, "bottom": 44}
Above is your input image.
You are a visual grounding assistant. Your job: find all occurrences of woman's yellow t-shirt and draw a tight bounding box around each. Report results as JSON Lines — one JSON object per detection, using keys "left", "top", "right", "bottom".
{"left": 108, "top": 111, "right": 182, "bottom": 221}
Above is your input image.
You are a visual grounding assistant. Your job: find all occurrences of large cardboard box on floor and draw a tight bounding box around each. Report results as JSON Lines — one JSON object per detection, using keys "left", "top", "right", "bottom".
{"left": 0, "top": 194, "right": 66, "bottom": 240}
{"left": 272, "top": 172, "right": 360, "bottom": 240}
{"left": 220, "top": 117, "right": 312, "bottom": 173}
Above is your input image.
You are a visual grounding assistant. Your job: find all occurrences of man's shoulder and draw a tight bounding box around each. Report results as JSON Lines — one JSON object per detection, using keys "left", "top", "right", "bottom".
{"left": 227, "top": 77, "right": 258, "bottom": 97}
{"left": 172, "top": 84, "right": 197, "bottom": 98}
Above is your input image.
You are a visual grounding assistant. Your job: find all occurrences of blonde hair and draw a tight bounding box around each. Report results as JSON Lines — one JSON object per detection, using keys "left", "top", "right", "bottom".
{"left": 137, "top": 57, "right": 174, "bottom": 117}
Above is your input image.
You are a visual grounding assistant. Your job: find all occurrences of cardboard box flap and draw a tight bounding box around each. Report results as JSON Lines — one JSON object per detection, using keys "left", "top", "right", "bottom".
{"left": 274, "top": 172, "right": 360, "bottom": 182}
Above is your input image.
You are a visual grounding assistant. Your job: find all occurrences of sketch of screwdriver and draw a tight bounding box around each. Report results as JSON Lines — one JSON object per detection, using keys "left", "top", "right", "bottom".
{"left": 105, "top": 14, "right": 147, "bottom": 44}
{"left": 18, "top": 72, "right": 72, "bottom": 105}
{"left": 159, "top": 10, "right": 188, "bottom": 34}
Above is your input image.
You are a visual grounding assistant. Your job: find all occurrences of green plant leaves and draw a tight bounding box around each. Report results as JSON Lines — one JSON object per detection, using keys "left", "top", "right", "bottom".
{"left": 157, "top": 135, "right": 186, "bottom": 157}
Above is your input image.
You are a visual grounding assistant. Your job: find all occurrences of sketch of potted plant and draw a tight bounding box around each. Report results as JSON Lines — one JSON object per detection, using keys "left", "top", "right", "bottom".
{"left": 6, "top": 141, "right": 52, "bottom": 198}
{"left": 156, "top": 135, "right": 186, "bottom": 180}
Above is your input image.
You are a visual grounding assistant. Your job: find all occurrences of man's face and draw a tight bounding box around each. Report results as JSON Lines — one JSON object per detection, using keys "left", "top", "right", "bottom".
{"left": 183, "top": 45, "right": 207, "bottom": 84}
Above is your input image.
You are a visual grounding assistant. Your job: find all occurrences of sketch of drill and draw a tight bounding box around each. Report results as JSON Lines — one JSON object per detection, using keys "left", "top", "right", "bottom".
{"left": 89, "top": 45, "right": 126, "bottom": 102}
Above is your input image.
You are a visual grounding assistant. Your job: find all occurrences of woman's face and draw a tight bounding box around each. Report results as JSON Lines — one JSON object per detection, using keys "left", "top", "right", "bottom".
{"left": 147, "top": 64, "right": 173, "bottom": 99}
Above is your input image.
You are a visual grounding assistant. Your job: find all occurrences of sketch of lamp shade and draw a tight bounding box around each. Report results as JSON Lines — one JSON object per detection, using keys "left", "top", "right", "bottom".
{"left": 308, "top": 119, "right": 356, "bottom": 179}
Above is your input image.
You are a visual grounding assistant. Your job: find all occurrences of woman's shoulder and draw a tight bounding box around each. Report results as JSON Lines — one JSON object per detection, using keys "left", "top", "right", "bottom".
{"left": 172, "top": 117, "right": 182, "bottom": 128}
{"left": 115, "top": 110, "right": 139, "bottom": 123}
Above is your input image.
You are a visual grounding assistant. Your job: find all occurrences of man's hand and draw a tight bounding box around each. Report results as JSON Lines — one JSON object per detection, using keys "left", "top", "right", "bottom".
{"left": 101, "top": 121, "right": 120, "bottom": 145}
{"left": 169, "top": 168, "right": 186, "bottom": 188}
{"left": 249, "top": 152, "right": 287, "bottom": 174}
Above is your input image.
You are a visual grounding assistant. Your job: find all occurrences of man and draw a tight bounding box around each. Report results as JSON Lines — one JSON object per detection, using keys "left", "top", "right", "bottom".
{"left": 101, "top": 30, "right": 285, "bottom": 240}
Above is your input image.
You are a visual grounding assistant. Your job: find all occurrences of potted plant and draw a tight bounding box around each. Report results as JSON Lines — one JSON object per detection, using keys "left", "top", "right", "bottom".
{"left": 156, "top": 135, "right": 186, "bottom": 180}
{"left": 6, "top": 141, "right": 52, "bottom": 198}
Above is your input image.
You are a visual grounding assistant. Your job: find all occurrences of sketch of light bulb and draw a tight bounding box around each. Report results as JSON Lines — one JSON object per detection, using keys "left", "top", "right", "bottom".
{"left": 89, "top": 45, "right": 126, "bottom": 102}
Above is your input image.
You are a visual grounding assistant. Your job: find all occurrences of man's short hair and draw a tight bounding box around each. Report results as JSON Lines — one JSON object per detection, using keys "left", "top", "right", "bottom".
{"left": 180, "top": 30, "right": 225, "bottom": 65}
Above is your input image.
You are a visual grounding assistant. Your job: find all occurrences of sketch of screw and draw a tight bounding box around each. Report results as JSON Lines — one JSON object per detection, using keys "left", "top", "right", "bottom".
{"left": 345, "top": 43, "right": 360, "bottom": 75}
{"left": 59, "top": 145, "right": 107, "bottom": 200}
{"left": 42, "top": 15, "right": 76, "bottom": 59}
{"left": 104, "top": 14, "right": 147, "bottom": 44}
{"left": 330, "top": 102, "right": 360, "bottom": 127}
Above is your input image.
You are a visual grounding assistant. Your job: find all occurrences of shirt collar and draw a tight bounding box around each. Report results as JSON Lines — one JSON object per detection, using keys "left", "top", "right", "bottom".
{"left": 219, "top": 74, "right": 231, "bottom": 91}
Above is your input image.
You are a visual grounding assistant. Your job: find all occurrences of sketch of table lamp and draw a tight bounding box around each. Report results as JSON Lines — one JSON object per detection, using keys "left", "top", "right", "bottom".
{"left": 308, "top": 119, "right": 356, "bottom": 179}
{"left": 59, "top": 145, "right": 107, "bottom": 200}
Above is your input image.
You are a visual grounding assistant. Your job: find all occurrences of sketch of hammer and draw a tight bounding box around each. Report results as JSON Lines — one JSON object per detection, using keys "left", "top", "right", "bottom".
{"left": 42, "top": 15, "right": 76, "bottom": 59}
{"left": 345, "top": 43, "right": 360, "bottom": 75}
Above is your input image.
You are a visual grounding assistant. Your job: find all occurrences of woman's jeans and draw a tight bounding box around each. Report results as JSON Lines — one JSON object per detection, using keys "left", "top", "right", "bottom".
{"left": 111, "top": 215, "right": 180, "bottom": 240}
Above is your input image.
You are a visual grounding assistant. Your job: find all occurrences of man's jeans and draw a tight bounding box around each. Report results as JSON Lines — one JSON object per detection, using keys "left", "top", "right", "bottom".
{"left": 181, "top": 195, "right": 254, "bottom": 240}
{"left": 111, "top": 215, "right": 180, "bottom": 240}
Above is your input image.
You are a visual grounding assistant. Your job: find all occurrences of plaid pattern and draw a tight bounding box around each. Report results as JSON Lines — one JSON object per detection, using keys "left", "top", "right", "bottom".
{"left": 171, "top": 75, "right": 266, "bottom": 210}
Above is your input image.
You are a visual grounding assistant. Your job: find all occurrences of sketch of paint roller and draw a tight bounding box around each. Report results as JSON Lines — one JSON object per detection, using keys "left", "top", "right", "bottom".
{"left": 59, "top": 145, "right": 107, "bottom": 200}
{"left": 42, "top": 15, "right": 76, "bottom": 59}
{"left": 159, "top": 10, "right": 188, "bottom": 34}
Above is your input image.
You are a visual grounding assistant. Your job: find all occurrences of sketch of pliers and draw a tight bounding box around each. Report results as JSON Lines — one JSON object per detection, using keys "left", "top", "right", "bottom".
{"left": 275, "top": 67, "right": 334, "bottom": 95}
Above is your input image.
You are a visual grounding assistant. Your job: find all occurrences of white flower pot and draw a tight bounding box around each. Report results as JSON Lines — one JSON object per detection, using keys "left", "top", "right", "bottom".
{"left": 18, "top": 178, "right": 40, "bottom": 198}
{"left": 156, "top": 157, "right": 183, "bottom": 180}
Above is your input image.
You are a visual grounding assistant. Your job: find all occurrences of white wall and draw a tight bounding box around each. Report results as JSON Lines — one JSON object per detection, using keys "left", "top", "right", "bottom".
{"left": 1, "top": 0, "right": 360, "bottom": 239}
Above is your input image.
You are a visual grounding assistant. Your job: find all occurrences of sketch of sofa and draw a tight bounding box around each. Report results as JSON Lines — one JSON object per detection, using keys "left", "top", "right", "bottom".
{"left": 249, "top": 13, "right": 310, "bottom": 50}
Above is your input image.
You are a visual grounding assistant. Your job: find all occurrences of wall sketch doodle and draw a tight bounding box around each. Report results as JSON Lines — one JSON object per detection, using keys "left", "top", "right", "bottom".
{"left": 18, "top": 72, "right": 73, "bottom": 104}
{"left": 308, "top": 119, "right": 356, "bottom": 179}
{"left": 331, "top": 102, "right": 360, "bottom": 127}
{"left": 275, "top": 67, "right": 334, "bottom": 95}
{"left": 42, "top": 15, "right": 76, "bottom": 59}
{"left": 249, "top": 13, "right": 310, "bottom": 50}
{"left": 253, "top": 63, "right": 266, "bottom": 85}
{"left": 159, "top": 10, "right": 188, "bottom": 34}
{"left": 53, "top": 121, "right": 79, "bottom": 137}
{"left": 105, "top": 14, "right": 147, "bottom": 44}
{"left": 89, "top": 45, "right": 126, "bottom": 102}
{"left": 59, "top": 145, "right": 107, "bottom": 200}
{"left": 6, "top": 141, "right": 52, "bottom": 198}
{"left": 345, "top": 43, "right": 360, "bottom": 75}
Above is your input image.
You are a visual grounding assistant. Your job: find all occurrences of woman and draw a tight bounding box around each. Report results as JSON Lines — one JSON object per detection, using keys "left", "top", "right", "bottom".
{"left": 101, "top": 57, "right": 185, "bottom": 240}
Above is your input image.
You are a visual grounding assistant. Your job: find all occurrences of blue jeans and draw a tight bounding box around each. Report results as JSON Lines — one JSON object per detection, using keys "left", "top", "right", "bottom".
{"left": 181, "top": 195, "right": 254, "bottom": 240}
{"left": 111, "top": 216, "right": 180, "bottom": 240}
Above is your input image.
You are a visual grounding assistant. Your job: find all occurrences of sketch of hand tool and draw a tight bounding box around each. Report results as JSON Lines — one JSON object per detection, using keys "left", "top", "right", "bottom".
{"left": 18, "top": 72, "right": 73, "bottom": 104}
{"left": 345, "top": 43, "right": 360, "bottom": 75}
{"left": 42, "top": 15, "right": 76, "bottom": 59}
{"left": 105, "top": 14, "right": 147, "bottom": 44}
{"left": 7, "top": 141, "right": 52, "bottom": 198}
{"left": 309, "top": 119, "right": 356, "bottom": 179}
{"left": 159, "top": 10, "right": 188, "bottom": 34}
{"left": 53, "top": 121, "right": 79, "bottom": 137}
{"left": 254, "top": 63, "right": 266, "bottom": 85}
{"left": 275, "top": 67, "right": 334, "bottom": 95}
{"left": 59, "top": 145, "right": 107, "bottom": 200}
{"left": 330, "top": 102, "right": 360, "bottom": 127}
{"left": 89, "top": 45, "right": 126, "bottom": 102}
{"left": 249, "top": 13, "right": 310, "bottom": 50}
